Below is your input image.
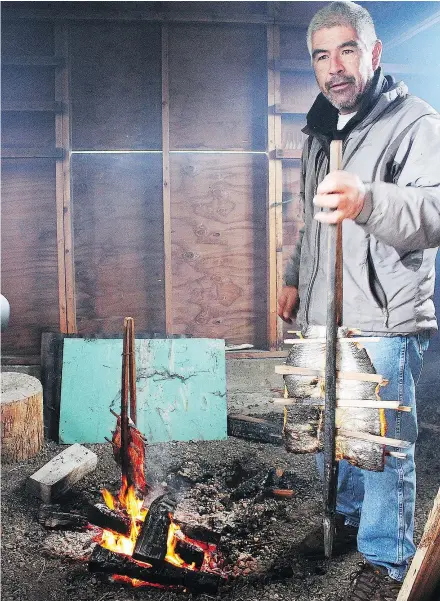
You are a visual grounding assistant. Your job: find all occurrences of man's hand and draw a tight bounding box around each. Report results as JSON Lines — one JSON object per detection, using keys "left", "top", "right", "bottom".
{"left": 277, "top": 286, "right": 299, "bottom": 323}
{"left": 313, "top": 170, "right": 366, "bottom": 224}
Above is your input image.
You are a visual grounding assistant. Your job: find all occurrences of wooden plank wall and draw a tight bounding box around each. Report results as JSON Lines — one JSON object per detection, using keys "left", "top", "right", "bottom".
{"left": 2, "top": 3, "right": 310, "bottom": 361}
{"left": 1, "top": 20, "right": 60, "bottom": 361}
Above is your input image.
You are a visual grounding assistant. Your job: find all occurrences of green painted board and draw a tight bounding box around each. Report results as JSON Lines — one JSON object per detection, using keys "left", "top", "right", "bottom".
{"left": 59, "top": 338, "right": 227, "bottom": 444}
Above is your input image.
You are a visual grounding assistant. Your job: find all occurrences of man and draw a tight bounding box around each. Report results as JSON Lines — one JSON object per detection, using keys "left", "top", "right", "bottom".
{"left": 277, "top": 2, "right": 440, "bottom": 599}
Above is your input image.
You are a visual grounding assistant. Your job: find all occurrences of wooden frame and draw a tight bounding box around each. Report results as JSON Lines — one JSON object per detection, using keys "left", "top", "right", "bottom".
{"left": 267, "top": 23, "right": 283, "bottom": 350}
{"left": 55, "top": 23, "right": 77, "bottom": 334}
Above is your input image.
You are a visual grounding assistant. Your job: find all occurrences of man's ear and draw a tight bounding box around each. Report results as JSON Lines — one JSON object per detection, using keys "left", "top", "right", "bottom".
{"left": 372, "top": 39, "right": 382, "bottom": 71}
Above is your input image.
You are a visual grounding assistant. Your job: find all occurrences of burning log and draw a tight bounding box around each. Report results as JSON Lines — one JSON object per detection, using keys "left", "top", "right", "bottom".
{"left": 174, "top": 540, "right": 205, "bottom": 570}
{"left": 227, "top": 414, "right": 283, "bottom": 446}
{"left": 89, "top": 546, "right": 223, "bottom": 594}
{"left": 87, "top": 503, "right": 131, "bottom": 537}
{"left": 132, "top": 494, "right": 177, "bottom": 563}
{"left": 38, "top": 504, "right": 88, "bottom": 530}
{"left": 264, "top": 468, "right": 296, "bottom": 498}
{"left": 174, "top": 520, "right": 221, "bottom": 546}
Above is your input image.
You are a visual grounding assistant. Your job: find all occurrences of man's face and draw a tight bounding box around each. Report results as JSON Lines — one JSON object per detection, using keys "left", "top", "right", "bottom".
{"left": 311, "top": 25, "right": 381, "bottom": 114}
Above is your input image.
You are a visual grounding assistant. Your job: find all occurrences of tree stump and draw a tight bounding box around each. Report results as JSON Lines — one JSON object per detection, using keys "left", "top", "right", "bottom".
{"left": 1, "top": 372, "right": 44, "bottom": 462}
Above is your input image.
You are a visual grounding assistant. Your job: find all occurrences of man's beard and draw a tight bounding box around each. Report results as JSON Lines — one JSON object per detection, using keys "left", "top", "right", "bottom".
{"left": 323, "top": 75, "right": 365, "bottom": 112}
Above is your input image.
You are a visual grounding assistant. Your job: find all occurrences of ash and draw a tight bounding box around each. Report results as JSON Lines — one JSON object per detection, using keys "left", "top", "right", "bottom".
{"left": 2, "top": 351, "right": 440, "bottom": 601}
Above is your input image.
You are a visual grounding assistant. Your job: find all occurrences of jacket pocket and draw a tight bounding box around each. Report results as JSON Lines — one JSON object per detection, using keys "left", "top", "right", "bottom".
{"left": 366, "top": 247, "right": 389, "bottom": 326}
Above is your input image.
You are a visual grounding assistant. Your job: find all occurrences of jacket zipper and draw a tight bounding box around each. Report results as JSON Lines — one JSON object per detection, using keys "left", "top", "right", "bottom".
{"left": 304, "top": 148, "right": 327, "bottom": 325}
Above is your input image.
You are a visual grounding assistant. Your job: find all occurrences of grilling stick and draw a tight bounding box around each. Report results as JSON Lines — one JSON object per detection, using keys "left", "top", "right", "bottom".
{"left": 323, "top": 139, "right": 343, "bottom": 559}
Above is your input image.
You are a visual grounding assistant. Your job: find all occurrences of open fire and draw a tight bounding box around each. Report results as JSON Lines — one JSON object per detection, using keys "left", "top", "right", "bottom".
{"left": 87, "top": 318, "right": 224, "bottom": 594}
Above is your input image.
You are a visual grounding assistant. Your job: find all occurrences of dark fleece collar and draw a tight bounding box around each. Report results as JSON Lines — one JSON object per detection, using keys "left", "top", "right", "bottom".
{"left": 304, "top": 68, "right": 394, "bottom": 145}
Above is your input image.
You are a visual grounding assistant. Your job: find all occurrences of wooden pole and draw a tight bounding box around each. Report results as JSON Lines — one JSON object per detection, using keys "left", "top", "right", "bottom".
{"left": 323, "top": 139, "right": 343, "bottom": 558}
{"left": 120, "top": 318, "right": 131, "bottom": 487}
{"left": 128, "top": 317, "right": 137, "bottom": 425}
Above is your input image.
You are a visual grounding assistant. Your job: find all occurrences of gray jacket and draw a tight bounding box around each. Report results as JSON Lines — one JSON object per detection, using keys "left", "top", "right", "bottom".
{"left": 285, "top": 77, "right": 440, "bottom": 334}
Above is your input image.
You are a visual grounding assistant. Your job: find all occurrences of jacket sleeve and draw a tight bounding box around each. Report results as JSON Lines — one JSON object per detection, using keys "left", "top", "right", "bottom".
{"left": 355, "top": 112, "right": 440, "bottom": 251}
{"left": 283, "top": 140, "right": 308, "bottom": 287}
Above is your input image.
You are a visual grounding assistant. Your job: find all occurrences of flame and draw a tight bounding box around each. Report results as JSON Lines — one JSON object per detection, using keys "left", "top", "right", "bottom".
{"left": 96, "top": 476, "right": 148, "bottom": 557}
{"left": 112, "top": 575, "right": 168, "bottom": 589}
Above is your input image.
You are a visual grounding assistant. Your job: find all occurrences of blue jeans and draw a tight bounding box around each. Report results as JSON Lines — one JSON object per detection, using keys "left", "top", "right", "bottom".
{"left": 317, "top": 334, "right": 430, "bottom": 581}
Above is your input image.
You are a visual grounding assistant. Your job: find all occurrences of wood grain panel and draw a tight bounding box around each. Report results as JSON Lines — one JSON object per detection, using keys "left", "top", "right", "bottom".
{"left": 70, "top": 22, "right": 162, "bottom": 150}
{"left": 170, "top": 153, "right": 267, "bottom": 346}
{"left": 280, "top": 26, "right": 309, "bottom": 61}
{"left": 1, "top": 20, "right": 55, "bottom": 55}
{"left": 1, "top": 113, "right": 55, "bottom": 150}
{"left": 1, "top": 66, "right": 55, "bottom": 102}
{"left": 169, "top": 24, "right": 267, "bottom": 150}
{"left": 280, "top": 71, "right": 319, "bottom": 113}
{"left": 1, "top": 160, "right": 59, "bottom": 359}
{"left": 71, "top": 154, "right": 165, "bottom": 335}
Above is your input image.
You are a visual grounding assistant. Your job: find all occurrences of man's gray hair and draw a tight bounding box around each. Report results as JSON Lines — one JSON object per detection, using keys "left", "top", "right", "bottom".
{"left": 307, "top": 1, "right": 378, "bottom": 54}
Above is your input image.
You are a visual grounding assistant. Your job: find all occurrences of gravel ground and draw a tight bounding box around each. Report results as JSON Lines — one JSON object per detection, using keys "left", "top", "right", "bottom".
{"left": 2, "top": 355, "right": 439, "bottom": 601}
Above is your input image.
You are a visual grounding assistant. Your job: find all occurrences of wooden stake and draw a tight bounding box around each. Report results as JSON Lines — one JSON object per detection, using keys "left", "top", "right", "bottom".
{"left": 397, "top": 487, "right": 440, "bottom": 601}
{"left": 272, "top": 398, "right": 411, "bottom": 411}
{"left": 339, "top": 429, "right": 411, "bottom": 449}
{"left": 275, "top": 365, "right": 385, "bottom": 383}
{"left": 121, "top": 318, "right": 131, "bottom": 486}
{"left": 128, "top": 317, "right": 137, "bottom": 425}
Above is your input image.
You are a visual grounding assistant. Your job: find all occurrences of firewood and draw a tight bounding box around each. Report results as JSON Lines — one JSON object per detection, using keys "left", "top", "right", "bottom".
{"left": 89, "top": 546, "right": 222, "bottom": 594}
{"left": 174, "top": 539, "right": 205, "bottom": 569}
{"left": 86, "top": 503, "right": 131, "bottom": 537}
{"left": 174, "top": 520, "right": 221, "bottom": 546}
{"left": 1, "top": 372, "right": 44, "bottom": 462}
{"left": 397, "top": 487, "right": 440, "bottom": 601}
{"left": 26, "top": 443, "right": 97, "bottom": 502}
{"left": 38, "top": 504, "right": 88, "bottom": 530}
{"left": 227, "top": 414, "right": 283, "bottom": 446}
{"left": 132, "top": 494, "right": 177, "bottom": 563}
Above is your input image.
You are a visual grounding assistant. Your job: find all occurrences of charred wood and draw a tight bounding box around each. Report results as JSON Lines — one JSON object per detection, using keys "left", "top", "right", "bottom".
{"left": 227, "top": 414, "right": 283, "bottom": 446}
{"left": 38, "top": 504, "right": 88, "bottom": 530}
{"left": 174, "top": 539, "right": 205, "bottom": 569}
{"left": 174, "top": 520, "right": 221, "bottom": 546}
{"left": 89, "top": 546, "right": 222, "bottom": 594}
{"left": 87, "top": 503, "right": 131, "bottom": 537}
{"left": 132, "top": 494, "right": 177, "bottom": 563}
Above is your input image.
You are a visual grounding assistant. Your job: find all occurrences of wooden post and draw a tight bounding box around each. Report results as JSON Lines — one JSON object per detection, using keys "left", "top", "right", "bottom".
{"left": 1, "top": 372, "right": 44, "bottom": 462}
{"left": 128, "top": 318, "right": 137, "bottom": 425}
{"left": 323, "top": 140, "right": 343, "bottom": 558}
{"left": 55, "top": 23, "right": 77, "bottom": 334}
{"left": 267, "top": 21, "right": 283, "bottom": 350}
{"left": 120, "top": 318, "right": 131, "bottom": 486}
{"left": 162, "top": 24, "right": 173, "bottom": 335}
{"left": 397, "top": 487, "right": 440, "bottom": 601}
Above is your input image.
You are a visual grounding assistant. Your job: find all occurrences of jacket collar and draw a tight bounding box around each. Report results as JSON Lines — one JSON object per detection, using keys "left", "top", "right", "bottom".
{"left": 303, "top": 68, "right": 404, "bottom": 146}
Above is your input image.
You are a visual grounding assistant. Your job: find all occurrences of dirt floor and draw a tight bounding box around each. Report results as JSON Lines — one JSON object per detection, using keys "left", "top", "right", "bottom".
{"left": 2, "top": 353, "right": 439, "bottom": 601}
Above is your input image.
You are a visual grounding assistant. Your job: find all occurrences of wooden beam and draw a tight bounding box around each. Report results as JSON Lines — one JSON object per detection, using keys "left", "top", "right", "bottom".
{"left": 1, "top": 148, "right": 64, "bottom": 159}
{"left": 26, "top": 443, "right": 97, "bottom": 502}
{"left": 275, "top": 365, "right": 385, "bottom": 383}
{"left": 385, "top": 10, "right": 440, "bottom": 51}
{"left": 162, "top": 24, "right": 173, "bottom": 335}
{"left": 397, "top": 487, "right": 440, "bottom": 601}
{"left": 267, "top": 23, "right": 283, "bottom": 350}
{"left": 3, "top": 8, "right": 272, "bottom": 24}
{"left": 55, "top": 23, "right": 77, "bottom": 334}
{"left": 1, "top": 56, "right": 64, "bottom": 66}
{"left": 1, "top": 101, "right": 63, "bottom": 112}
